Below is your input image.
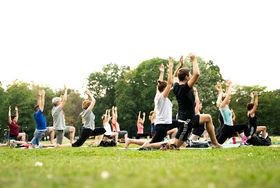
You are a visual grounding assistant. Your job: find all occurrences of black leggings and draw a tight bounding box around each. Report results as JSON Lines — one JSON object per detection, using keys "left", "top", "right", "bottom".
{"left": 216, "top": 124, "right": 250, "bottom": 144}
{"left": 72, "top": 127, "right": 106, "bottom": 147}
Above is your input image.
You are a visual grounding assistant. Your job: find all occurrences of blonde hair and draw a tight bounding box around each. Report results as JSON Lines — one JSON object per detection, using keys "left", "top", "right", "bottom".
{"left": 82, "top": 100, "right": 91, "bottom": 109}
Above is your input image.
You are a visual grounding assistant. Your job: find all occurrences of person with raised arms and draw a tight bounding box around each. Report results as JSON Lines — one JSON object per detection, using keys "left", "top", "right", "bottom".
{"left": 125, "top": 57, "right": 174, "bottom": 149}
{"left": 172, "top": 54, "right": 221, "bottom": 148}
{"left": 8, "top": 106, "right": 26, "bottom": 145}
{"left": 51, "top": 85, "right": 75, "bottom": 145}
{"left": 215, "top": 80, "right": 250, "bottom": 144}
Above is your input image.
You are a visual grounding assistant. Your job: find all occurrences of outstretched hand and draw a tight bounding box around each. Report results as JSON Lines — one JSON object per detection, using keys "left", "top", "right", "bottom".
{"left": 179, "top": 56, "right": 184, "bottom": 66}
{"left": 215, "top": 82, "right": 222, "bottom": 92}
{"left": 189, "top": 53, "right": 196, "bottom": 63}
{"left": 225, "top": 80, "right": 232, "bottom": 87}
{"left": 15, "top": 106, "right": 18, "bottom": 111}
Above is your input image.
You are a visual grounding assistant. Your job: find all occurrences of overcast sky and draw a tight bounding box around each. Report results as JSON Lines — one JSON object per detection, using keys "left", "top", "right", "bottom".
{"left": 0, "top": 0, "right": 279, "bottom": 92}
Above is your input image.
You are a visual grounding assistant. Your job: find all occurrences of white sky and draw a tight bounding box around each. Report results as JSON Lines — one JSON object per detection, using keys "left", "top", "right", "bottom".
{"left": 0, "top": 0, "right": 279, "bottom": 92}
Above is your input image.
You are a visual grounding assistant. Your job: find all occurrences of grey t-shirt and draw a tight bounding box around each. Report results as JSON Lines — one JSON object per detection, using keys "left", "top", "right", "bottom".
{"left": 52, "top": 106, "right": 66, "bottom": 130}
{"left": 81, "top": 109, "right": 95, "bottom": 130}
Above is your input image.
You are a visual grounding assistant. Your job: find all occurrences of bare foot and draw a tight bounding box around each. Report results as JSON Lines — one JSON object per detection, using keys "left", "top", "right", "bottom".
{"left": 124, "top": 138, "right": 131, "bottom": 149}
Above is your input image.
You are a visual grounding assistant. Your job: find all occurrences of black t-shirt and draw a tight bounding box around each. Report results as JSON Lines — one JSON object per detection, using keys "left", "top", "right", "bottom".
{"left": 173, "top": 82, "right": 195, "bottom": 120}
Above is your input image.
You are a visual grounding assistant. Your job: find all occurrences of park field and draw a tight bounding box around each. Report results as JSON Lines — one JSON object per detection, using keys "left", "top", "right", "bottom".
{"left": 0, "top": 141, "right": 280, "bottom": 188}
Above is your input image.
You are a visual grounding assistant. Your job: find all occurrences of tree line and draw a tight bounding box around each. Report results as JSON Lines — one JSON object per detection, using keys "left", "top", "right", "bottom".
{"left": 0, "top": 57, "right": 279, "bottom": 141}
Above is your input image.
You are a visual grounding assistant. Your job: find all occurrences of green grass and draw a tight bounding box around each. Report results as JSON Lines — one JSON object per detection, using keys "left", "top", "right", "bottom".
{"left": 0, "top": 142, "right": 280, "bottom": 188}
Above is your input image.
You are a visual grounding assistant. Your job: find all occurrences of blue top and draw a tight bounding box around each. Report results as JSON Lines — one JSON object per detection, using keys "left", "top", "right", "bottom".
{"left": 34, "top": 110, "right": 47, "bottom": 130}
{"left": 219, "top": 106, "right": 233, "bottom": 126}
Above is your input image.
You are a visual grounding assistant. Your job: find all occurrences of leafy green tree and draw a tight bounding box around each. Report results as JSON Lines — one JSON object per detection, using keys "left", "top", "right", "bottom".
{"left": 231, "top": 86, "right": 280, "bottom": 135}
{"left": 64, "top": 90, "right": 83, "bottom": 135}
{"left": 4, "top": 81, "right": 36, "bottom": 140}
{"left": 0, "top": 83, "right": 8, "bottom": 141}
{"left": 87, "top": 63, "right": 130, "bottom": 127}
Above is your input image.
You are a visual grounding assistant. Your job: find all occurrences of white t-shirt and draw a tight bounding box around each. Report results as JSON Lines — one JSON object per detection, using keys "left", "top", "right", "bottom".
{"left": 104, "top": 122, "right": 113, "bottom": 136}
{"left": 154, "top": 92, "right": 173, "bottom": 125}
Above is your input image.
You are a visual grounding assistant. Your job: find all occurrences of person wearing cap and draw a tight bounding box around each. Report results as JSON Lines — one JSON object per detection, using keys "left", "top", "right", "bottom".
{"left": 51, "top": 85, "right": 75, "bottom": 145}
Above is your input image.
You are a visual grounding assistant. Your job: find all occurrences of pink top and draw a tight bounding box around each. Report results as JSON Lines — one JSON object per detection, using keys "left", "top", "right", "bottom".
{"left": 137, "top": 122, "right": 144, "bottom": 134}
{"left": 112, "top": 119, "right": 120, "bottom": 132}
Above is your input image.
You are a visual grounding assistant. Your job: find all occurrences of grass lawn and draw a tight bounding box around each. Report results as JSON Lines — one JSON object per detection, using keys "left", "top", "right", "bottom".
{"left": 0, "top": 140, "right": 279, "bottom": 188}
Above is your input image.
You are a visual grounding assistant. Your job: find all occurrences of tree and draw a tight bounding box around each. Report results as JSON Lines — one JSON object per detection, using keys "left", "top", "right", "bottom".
{"left": 230, "top": 86, "right": 280, "bottom": 135}
{"left": 64, "top": 90, "right": 83, "bottom": 134}
{"left": 4, "top": 81, "right": 36, "bottom": 140}
{"left": 87, "top": 63, "right": 130, "bottom": 127}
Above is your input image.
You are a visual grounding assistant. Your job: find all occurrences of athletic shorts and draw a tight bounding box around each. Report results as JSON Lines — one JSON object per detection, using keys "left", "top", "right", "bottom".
{"left": 175, "top": 115, "right": 200, "bottom": 141}
{"left": 150, "top": 124, "right": 171, "bottom": 143}
{"left": 192, "top": 123, "right": 205, "bottom": 137}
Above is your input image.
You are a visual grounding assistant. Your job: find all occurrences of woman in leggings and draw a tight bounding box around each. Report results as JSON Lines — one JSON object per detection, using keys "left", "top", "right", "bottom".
{"left": 215, "top": 80, "right": 250, "bottom": 144}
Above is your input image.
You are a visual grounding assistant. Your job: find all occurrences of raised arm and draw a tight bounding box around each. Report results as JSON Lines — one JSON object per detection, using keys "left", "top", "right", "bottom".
{"left": 142, "top": 112, "right": 146, "bottom": 124}
{"left": 60, "top": 85, "right": 68, "bottom": 108}
{"left": 249, "top": 92, "right": 258, "bottom": 115}
{"left": 215, "top": 82, "right": 223, "bottom": 107}
{"left": 173, "top": 56, "right": 184, "bottom": 83}
{"left": 187, "top": 53, "right": 200, "bottom": 88}
{"left": 85, "top": 89, "right": 96, "bottom": 111}
{"left": 14, "top": 106, "right": 19, "bottom": 122}
{"left": 38, "top": 89, "right": 45, "bottom": 112}
{"left": 138, "top": 111, "right": 141, "bottom": 120}
{"left": 8, "top": 106, "right": 12, "bottom": 124}
{"left": 220, "top": 80, "right": 232, "bottom": 108}
{"left": 193, "top": 87, "right": 201, "bottom": 114}
{"left": 115, "top": 107, "right": 118, "bottom": 119}
{"left": 112, "top": 106, "right": 115, "bottom": 118}
{"left": 158, "top": 64, "right": 165, "bottom": 82}
{"left": 162, "top": 57, "right": 174, "bottom": 98}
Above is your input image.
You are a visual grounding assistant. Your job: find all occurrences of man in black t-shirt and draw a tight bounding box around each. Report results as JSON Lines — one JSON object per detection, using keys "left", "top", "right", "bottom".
{"left": 172, "top": 54, "right": 221, "bottom": 148}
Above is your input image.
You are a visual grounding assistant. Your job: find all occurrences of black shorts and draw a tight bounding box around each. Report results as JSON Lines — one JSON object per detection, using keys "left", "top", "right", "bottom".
{"left": 175, "top": 115, "right": 200, "bottom": 141}
{"left": 150, "top": 124, "right": 171, "bottom": 143}
{"left": 192, "top": 123, "right": 205, "bottom": 137}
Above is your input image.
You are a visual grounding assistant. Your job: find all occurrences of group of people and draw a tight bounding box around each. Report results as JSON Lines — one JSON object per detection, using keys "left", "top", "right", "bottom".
{"left": 125, "top": 54, "right": 270, "bottom": 150}
{"left": 2, "top": 53, "right": 270, "bottom": 149}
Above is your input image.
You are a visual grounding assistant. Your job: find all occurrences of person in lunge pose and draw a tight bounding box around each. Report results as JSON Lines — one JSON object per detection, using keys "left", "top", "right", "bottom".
{"left": 52, "top": 85, "right": 75, "bottom": 145}
{"left": 31, "top": 89, "right": 48, "bottom": 148}
{"left": 215, "top": 80, "right": 250, "bottom": 144}
{"left": 125, "top": 58, "right": 175, "bottom": 149}
{"left": 172, "top": 54, "right": 221, "bottom": 148}
{"left": 63, "top": 89, "right": 106, "bottom": 147}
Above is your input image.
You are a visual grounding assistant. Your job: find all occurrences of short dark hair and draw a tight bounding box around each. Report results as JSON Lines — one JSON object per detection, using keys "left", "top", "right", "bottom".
{"left": 247, "top": 103, "right": 254, "bottom": 111}
{"left": 178, "top": 68, "right": 190, "bottom": 81}
{"left": 157, "top": 80, "right": 167, "bottom": 92}
{"left": 11, "top": 115, "right": 16, "bottom": 120}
